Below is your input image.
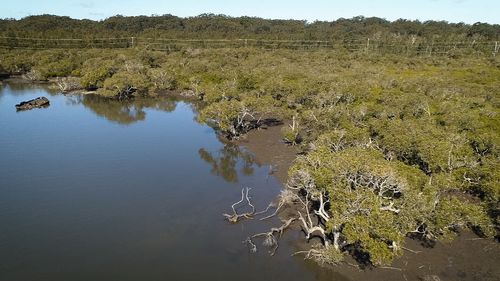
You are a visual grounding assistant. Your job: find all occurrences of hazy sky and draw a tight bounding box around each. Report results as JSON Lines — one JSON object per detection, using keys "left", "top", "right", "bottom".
{"left": 2, "top": 0, "right": 499, "bottom": 24}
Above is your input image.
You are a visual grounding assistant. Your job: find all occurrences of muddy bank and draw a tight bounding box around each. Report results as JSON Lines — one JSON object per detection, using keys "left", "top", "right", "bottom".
{"left": 238, "top": 124, "right": 500, "bottom": 281}
{"left": 335, "top": 232, "right": 500, "bottom": 281}
{"left": 235, "top": 124, "right": 299, "bottom": 183}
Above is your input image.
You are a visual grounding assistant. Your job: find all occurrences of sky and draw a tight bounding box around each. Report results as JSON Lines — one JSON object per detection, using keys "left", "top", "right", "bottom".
{"left": 2, "top": 0, "right": 499, "bottom": 24}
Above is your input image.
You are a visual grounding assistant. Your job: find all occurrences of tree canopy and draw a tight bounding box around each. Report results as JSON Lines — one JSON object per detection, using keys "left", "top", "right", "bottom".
{"left": 0, "top": 14, "right": 498, "bottom": 41}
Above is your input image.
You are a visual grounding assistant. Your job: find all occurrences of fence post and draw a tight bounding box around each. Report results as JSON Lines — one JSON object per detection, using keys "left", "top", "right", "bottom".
{"left": 494, "top": 41, "right": 498, "bottom": 57}
{"left": 130, "top": 37, "right": 135, "bottom": 48}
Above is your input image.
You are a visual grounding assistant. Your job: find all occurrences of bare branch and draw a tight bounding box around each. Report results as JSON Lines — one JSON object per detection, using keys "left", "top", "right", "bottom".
{"left": 402, "top": 246, "right": 421, "bottom": 254}
{"left": 380, "top": 202, "right": 400, "bottom": 214}
{"left": 243, "top": 237, "right": 257, "bottom": 253}
{"left": 298, "top": 211, "right": 328, "bottom": 245}
{"left": 223, "top": 187, "right": 255, "bottom": 223}
{"left": 254, "top": 201, "right": 275, "bottom": 216}
{"left": 259, "top": 201, "right": 284, "bottom": 220}
{"left": 314, "top": 191, "right": 331, "bottom": 222}
{"left": 249, "top": 218, "right": 296, "bottom": 255}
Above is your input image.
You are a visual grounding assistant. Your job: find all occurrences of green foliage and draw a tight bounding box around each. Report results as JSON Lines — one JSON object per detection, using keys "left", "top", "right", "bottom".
{"left": 198, "top": 99, "right": 243, "bottom": 137}
{"left": 1, "top": 35, "right": 498, "bottom": 268}
{"left": 1, "top": 14, "right": 498, "bottom": 41}
{"left": 315, "top": 246, "right": 345, "bottom": 265}
{"left": 281, "top": 117, "right": 301, "bottom": 145}
{"left": 433, "top": 197, "right": 494, "bottom": 239}
{"left": 98, "top": 71, "right": 150, "bottom": 98}
{"left": 290, "top": 145, "right": 494, "bottom": 266}
{"left": 281, "top": 126, "right": 301, "bottom": 145}
{"left": 313, "top": 126, "right": 370, "bottom": 152}
{"left": 80, "top": 59, "right": 118, "bottom": 89}
{"left": 148, "top": 68, "right": 177, "bottom": 91}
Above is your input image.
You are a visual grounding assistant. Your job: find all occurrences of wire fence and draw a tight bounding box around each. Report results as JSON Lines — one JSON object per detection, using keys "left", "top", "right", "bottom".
{"left": 0, "top": 36, "right": 498, "bottom": 57}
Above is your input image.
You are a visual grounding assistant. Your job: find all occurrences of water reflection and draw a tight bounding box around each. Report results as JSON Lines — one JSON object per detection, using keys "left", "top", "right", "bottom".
{"left": 1, "top": 83, "right": 311, "bottom": 281}
{"left": 198, "top": 142, "right": 259, "bottom": 183}
{"left": 2, "top": 80, "right": 59, "bottom": 95}
{"left": 81, "top": 95, "right": 177, "bottom": 125}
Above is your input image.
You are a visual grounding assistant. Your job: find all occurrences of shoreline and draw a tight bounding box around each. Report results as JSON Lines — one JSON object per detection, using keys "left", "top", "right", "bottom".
{"left": 3, "top": 79, "right": 499, "bottom": 280}
{"left": 235, "top": 123, "right": 299, "bottom": 184}
{"left": 239, "top": 122, "right": 500, "bottom": 281}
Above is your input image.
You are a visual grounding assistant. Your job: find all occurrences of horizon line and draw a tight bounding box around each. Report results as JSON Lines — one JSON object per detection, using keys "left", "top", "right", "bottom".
{"left": 2, "top": 13, "right": 498, "bottom": 26}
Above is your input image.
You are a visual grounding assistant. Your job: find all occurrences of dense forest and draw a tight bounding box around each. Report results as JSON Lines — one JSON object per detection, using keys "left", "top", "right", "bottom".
{"left": 0, "top": 14, "right": 499, "bottom": 268}
{"left": 0, "top": 14, "right": 499, "bottom": 40}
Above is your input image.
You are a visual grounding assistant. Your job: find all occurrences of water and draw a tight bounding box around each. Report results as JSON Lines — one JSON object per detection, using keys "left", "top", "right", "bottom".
{"left": 0, "top": 82, "right": 345, "bottom": 281}
{"left": 3, "top": 82, "right": 497, "bottom": 281}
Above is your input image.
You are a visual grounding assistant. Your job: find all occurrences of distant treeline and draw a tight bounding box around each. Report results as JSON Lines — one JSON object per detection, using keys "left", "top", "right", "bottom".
{"left": 0, "top": 14, "right": 499, "bottom": 41}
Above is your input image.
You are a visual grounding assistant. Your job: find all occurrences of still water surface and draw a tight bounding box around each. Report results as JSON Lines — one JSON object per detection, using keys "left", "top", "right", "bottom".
{"left": 0, "top": 83, "right": 344, "bottom": 281}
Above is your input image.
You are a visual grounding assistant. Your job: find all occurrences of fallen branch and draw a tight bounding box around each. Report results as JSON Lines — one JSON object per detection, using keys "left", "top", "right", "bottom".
{"left": 292, "top": 246, "right": 342, "bottom": 265}
{"left": 254, "top": 201, "right": 275, "bottom": 216}
{"left": 402, "top": 246, "right": 421, "bottom": 254}
{"left": 247, "top": 217, "right": 296, "bottom": 255}
{"left": 259, "top": 200, "right": 285, "bottom": 220}
{"left": 255, "top": 189, "right": 298, "bottom": 220}
{"left": 223, "top": 187, "right": 255, "bottom": 223}
{"left": 243, "top": 237, "right": 257, "bottom": 253}
{"left": 379, "top": 266, "right": 403, "bottom": 271}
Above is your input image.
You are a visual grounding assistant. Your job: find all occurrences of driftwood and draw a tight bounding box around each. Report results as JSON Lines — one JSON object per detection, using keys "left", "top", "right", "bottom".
{"left": 255, "top": 189, "right": 297, "bottom": 220}
{"left": 15, "top": 97, "right": 50, "bottom": 111}
{"left": 223, "top": 184, "right": 334, "bottom": 257}
{"left": 293, "top": 248, "right": 327, "bottom": 260}
{"left": 223, "top": 187, "right": 255, "bottom": 223}
{"left": 224, "top": 187, "right": 299, "bottom": 256}
{"left": 246, "top": 218, "right": 296, "bottom": 255}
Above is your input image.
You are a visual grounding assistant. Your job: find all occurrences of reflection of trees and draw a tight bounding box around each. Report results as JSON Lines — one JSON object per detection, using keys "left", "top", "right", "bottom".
{"left": 3, "top": 81, "right": 59, "bottom": 96}
{"left": 81, "top": 95, "right": 177, "bottom": 125}
{"left": 64, "top": 94, "right": 83, "bottom": 106}
{"left": 198, "top": 144, "right": 258, "bottom": 183}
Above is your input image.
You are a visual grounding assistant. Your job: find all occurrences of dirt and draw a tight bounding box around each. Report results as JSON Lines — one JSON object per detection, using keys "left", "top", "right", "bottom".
{"left": 238, "top": 124, "right": 500, "bottom": 281}
{"left": 235, "top": 124, "right": 299, "bottom": 184}
{"left": 335, "top": 232, "right": 500, "bottom": 281}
